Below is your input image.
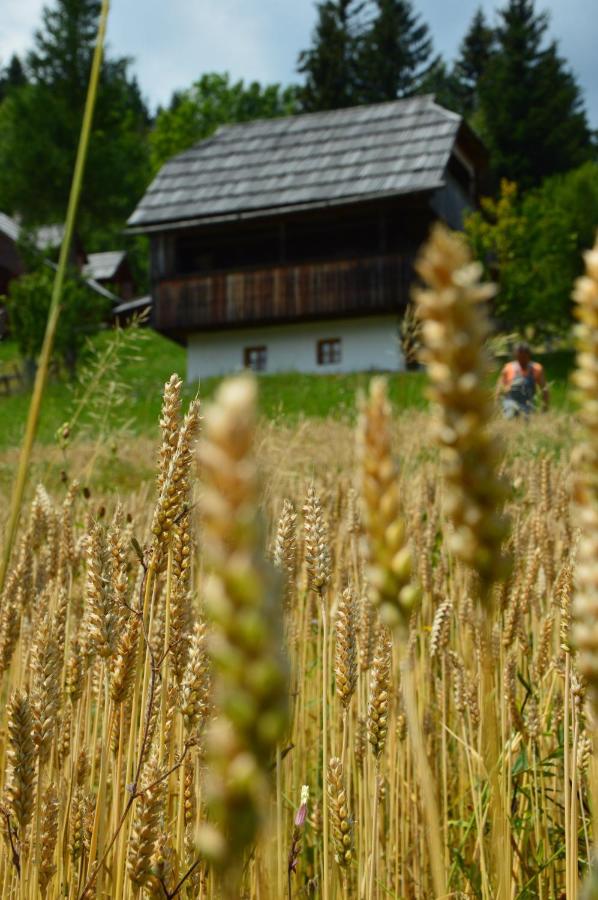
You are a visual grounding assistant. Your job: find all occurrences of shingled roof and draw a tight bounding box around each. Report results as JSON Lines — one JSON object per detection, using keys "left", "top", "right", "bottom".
{"left": 128, "top": 95, "right": 473, "bottom": 232}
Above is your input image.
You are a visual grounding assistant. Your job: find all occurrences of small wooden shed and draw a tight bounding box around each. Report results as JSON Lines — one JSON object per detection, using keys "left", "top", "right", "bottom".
{"left": 83, "top": 251, "right": 136, "bottom": 300}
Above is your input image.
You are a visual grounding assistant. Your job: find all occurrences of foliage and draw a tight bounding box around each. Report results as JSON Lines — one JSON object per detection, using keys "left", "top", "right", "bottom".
{"left": 465, "top": 164, "right": 598, "bottom": 332}
{"left": 465, "top": 181, "right": 530, "bottom": 327}
{"left": 297, "top": 0, "right": 437, "bottom": 110}
{"left": 388, "top": 0, "right": 592, "bottom": 191}
{"left": 477, "top": 0, "right": 591, "bottom": 188}
{"left": 150, "top": 73, "right": 299, "bottom": 173}
{"left": 297, "top": 0, "right": 364, "bottom": 112}
{"left": 0, "top": 0, "right": 150, "bottom": 240}
{"left": 2, "top": 266, "right": 109, "bottom": 372}
{"left": 59, "top": 313, "right": 149, "bottom": 473}
{"left": 450, "top": 8, "right": 496, "bottom": 117}
{"left": 354, "top": 0, "right": 437, "bottom": 103}
{"left": 0, "top": 55, "right": 27, "bottom": 102}
{"left": 75, "top": 221, "right": 150, "bottom": 295}
{"left": 295, "top": 0, "right": 591, "bottom": 196}
{"left": 417, "top": 59, "right": 462, "bottom": 113}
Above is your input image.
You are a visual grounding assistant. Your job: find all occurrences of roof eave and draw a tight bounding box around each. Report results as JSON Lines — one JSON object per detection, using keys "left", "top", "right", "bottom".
{"left": 125, "top": 182, "right": 444, "bottom": 236}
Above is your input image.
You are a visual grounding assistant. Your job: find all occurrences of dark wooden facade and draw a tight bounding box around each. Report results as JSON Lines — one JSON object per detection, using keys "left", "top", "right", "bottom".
{"left": 148, "top": 190, "right": 459, "bottom": 342}
{"left": 111, "top": 258, "right": 136, "bottom": 300}
{"left": 154, "top": 254, "right": 412, "bottom": 334}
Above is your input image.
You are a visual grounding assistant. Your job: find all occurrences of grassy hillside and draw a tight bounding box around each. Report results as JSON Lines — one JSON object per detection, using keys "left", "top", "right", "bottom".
{"left": 0, "top": 326, "right": 575, "bottom": 452}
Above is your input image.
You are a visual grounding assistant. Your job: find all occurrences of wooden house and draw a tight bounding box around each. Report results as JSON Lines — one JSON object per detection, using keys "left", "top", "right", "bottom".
{"left": 127, "top": 95, "right": 486, "bottom": 379}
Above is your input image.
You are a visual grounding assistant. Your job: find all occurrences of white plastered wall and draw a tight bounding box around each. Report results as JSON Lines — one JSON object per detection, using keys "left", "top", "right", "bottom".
{"left": 186, "top": 315, "right": 404, "bottom": 380}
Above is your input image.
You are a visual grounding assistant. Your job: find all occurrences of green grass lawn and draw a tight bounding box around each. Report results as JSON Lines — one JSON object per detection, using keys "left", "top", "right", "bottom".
{"left": 0, "top": 328, "right": 576, "bottom": 452}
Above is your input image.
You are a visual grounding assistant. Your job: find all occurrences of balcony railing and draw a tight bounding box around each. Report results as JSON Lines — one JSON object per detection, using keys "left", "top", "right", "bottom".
{"left": 152, "top": 254, "right": 412, "bottom": 333}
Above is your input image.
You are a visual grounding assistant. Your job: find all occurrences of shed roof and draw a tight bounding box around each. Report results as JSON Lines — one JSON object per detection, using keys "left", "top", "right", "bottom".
{"left": 128, "top": 95, "right": 474, "bottom": 232}
{"left": 113, "top": 295, "right": 151, "bottom": 315}
{"left": 0, "top": 212, "right": 20, "bottom": 243}
{"left": 83, "top": 250, "right": 126, "bottom": 281}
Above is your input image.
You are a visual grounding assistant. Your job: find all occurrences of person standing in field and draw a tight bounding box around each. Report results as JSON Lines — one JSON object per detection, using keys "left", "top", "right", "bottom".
{"left": 497, "top": 341, "right": 550, "bottom": 418}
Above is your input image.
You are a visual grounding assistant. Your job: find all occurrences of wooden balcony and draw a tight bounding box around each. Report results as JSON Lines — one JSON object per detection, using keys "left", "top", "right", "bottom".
{"left": 152, "top": 254, "right": 413, "bottom": 336}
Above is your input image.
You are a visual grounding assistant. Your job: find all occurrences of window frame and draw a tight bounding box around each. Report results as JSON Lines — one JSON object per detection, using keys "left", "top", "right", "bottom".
{"left": 243, "top": 345, "right": 267, "bottom": 372}
{"left": 317, "top": 338, "right": 342, "bottom": 366}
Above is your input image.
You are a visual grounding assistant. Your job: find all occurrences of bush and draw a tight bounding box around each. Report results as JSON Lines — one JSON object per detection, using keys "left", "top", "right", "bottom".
{"left": 3, "top": 266, "right": 110, "bottom": 377}
{"left": 465, "top": 163, "right": 598, "bottom": 335}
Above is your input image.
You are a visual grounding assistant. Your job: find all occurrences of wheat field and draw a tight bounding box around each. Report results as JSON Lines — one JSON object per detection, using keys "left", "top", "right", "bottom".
{"left": 0, "top": 226, "right": 597, "bottom": 900}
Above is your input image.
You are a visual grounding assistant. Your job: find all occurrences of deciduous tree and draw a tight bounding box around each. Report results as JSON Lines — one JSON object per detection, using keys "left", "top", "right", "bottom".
{"left": 150, "top": 73, "right": 298, "bottom": 173}
{"left": 465, "top": 164, "right": 598, "bottom": 332}
{"left": 3, "top": 266, "right": 109, "bottom": 377}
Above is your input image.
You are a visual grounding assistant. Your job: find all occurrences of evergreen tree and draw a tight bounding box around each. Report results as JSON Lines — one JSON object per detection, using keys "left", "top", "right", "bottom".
{"left": 0, "top": 0, "right": 150, "bottom": 239}
{"left": 0, "top": 55, "right": 27, "bottom": 102}
{"left": 418, "top": 59, "right": 463, "bottom": 114}
{"left": 297, "top": 1, "right": 365, "bottom": 111}
{"left": 28, "top": 0, "right": 103, "bottom": 91}
{"left": 355, "top": 0, "right": 436, "bottom": 103}
{"left": 453, "top": 8, "right": 496, "bottom": 116}
{"left": 478, "top": 0, "right": 590, "bottom": 187}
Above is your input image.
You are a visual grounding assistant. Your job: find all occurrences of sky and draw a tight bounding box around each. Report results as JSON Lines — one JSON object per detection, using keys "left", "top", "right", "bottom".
{"left": 2, "top": 0, "right": 597, "bottom": 126}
